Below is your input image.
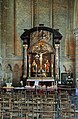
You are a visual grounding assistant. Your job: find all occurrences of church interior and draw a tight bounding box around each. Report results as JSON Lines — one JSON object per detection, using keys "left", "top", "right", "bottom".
{"left": 0, "top": 0, "right": 78, "bottom": 119}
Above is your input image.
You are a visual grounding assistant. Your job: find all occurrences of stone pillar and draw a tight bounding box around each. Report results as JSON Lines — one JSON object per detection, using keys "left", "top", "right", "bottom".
{"left": 0, "top": 1, "right": 1, "bottom": 57}
{"left": 51, "top": 54, "right": 54, "bottom": 78}
{"left": 6, "top": 0, "right": 14, "bottom": 56}
{"left": 23, "top": 44, "right": 28, "bottom": 78}
{"left": 55, "top": 44, "right": 60, "bottom": 80}
{"left": 1, "top": 0, "right": 14, "bottom": 58}
{"left": 73, "top": 0, "right": 78, "bottom": 28}
{"left": 0, "top": 1, "right": 3, "bottom": 66}
{"left": 28, "top": 54, "right": 31, "bottom": 78}
{"left": 74, "top": 28, "right": 78, "bottom": 82}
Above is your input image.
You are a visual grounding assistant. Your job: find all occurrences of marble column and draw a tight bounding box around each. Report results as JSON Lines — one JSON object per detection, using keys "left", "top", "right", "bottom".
{"left": 28, "top": 54, "right": 31, "bottom": 78}
{"left": 73, "top": 28, "right": 78, "bottom": 81}
{"left": 51, "top": 54, "right": 54, "bottom": 78}
{"left": 55, "top": 44, "right": 60, "bottom": 80}
{"left": 23, "top": 44, "right": 28, "bottom": 78}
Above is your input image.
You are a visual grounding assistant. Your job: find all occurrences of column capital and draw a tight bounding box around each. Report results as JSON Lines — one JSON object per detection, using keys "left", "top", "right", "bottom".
{"left": 55, "top": 44, "right": 60, "bottom": 48}
{"left": 23, "top": 44, "right": 28, "bottom": 49}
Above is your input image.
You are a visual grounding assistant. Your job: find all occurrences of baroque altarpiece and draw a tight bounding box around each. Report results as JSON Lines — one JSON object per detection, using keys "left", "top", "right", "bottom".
{"left": 21, "top": 25, "right": 62, "bottom": 85}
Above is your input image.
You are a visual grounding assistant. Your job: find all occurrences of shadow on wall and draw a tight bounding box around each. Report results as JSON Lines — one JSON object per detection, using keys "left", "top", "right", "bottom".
{"left": 12, "top": 64, "right": 21, "bottom": 87}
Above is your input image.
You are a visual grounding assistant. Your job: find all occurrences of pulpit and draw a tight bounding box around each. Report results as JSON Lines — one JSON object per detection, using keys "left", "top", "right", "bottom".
{"left": 21, "top": 25, "right": 62, "bottom": 86}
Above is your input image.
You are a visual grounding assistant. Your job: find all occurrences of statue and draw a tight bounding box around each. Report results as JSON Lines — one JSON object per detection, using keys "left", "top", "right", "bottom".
{"left": 32, "top": 60, "right": 37, "bottom": 74}
{"left": 45, "top": 60, "right": 50, "bottom": 72}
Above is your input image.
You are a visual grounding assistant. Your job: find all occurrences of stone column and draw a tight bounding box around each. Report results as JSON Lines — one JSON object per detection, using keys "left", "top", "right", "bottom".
{"left": 73, "top": 0, "right": 78, "bottom": 28}
{"left": 0, "top": 1, "right": 1, "bottom": 58}
{"left": 55, "top": 44, "right": 60, "bottom": 80}
{"left": 73, "top": 28, "right": 78, "bottom": 82}
{"left": 28, "top": 54, "right": 31, "bottom": 78}
{"left": 1, "top": 0, "right": 14, "bottom": 58}
{"left": 23, "top": 44, "right": 28, "bottom": 78}
{"left": 51, "top": 54, "right": 54, "bottom": 78}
